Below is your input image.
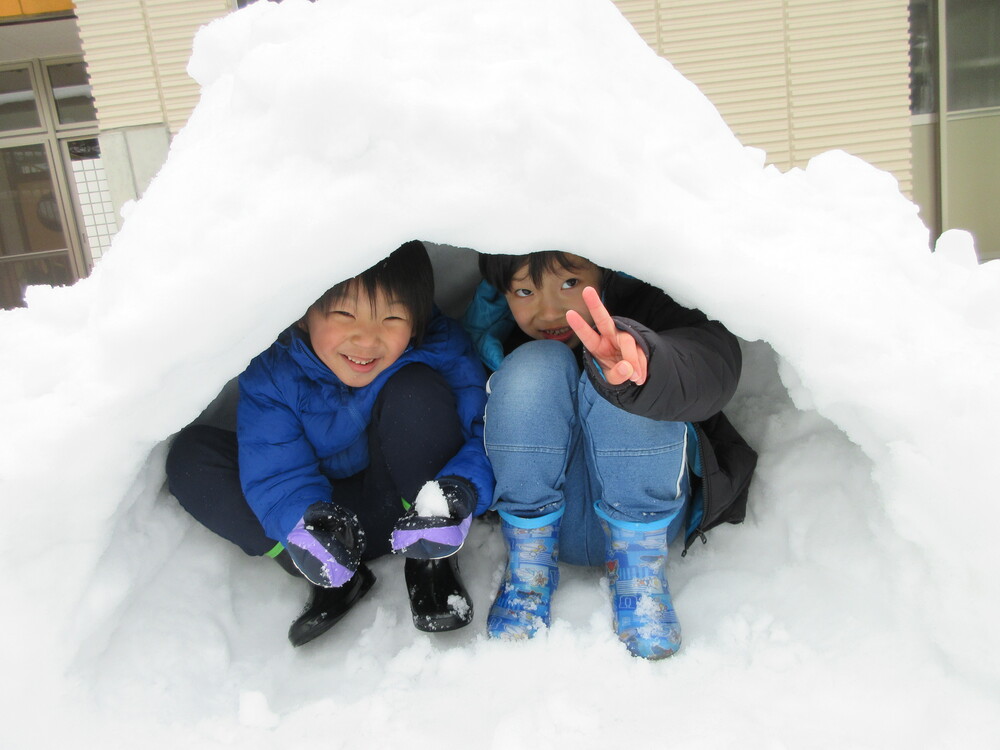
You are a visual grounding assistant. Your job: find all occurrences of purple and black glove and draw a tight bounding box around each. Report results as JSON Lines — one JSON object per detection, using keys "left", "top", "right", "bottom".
{"left": 286, "top": 502, "right": 365, "bottom": 587}
{"left": 390, "top": 477, "right": 476, "bottom": 559}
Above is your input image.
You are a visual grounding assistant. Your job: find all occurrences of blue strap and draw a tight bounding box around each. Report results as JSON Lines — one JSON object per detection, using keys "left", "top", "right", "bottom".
{"left": 498, "top": 507, "right": 565, "bottom": 529}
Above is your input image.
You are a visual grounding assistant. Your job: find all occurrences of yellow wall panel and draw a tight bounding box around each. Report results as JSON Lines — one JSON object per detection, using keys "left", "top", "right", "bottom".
{"left": 21, "top": 0, "right": 74, "bottom": 12}
{"left": 1, "top": 0, "right": 74, "bottom": 17}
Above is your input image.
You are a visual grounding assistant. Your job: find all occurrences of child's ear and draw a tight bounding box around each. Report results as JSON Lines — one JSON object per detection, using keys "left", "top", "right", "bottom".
{"left": 296, "top": 318, "right": 308, "bottom": 332}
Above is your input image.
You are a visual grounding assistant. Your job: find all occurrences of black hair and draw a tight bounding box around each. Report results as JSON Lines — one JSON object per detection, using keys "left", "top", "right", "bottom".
{"left": 308, "top": 240, "right": 435, "bottom": 344}
{"left": 478, "top": 251, "right": 602, "bottom": 292}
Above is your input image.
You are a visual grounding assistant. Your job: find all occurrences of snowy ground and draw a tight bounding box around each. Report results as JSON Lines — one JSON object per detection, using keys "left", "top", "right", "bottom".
{"left": 1, "top": 0, "right": 999, "bottom": 747}
{"left": 61, "top": 340, "right": 1000, "bottom": 749}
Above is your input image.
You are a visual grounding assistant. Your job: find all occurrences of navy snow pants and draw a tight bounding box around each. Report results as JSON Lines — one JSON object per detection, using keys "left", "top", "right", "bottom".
{"left": 166, "top": 363, "right": 464, "bottom": 561}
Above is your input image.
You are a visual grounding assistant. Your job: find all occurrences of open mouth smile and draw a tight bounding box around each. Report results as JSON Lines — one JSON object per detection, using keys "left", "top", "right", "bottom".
{"left": 343, "top": 354, "right": 378, "bottom": 368}
{"left": 539, "top": 326, "right": 573, "bottom": 341}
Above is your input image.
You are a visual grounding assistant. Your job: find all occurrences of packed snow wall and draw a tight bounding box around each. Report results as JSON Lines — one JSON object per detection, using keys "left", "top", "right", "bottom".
{"left": 1, "top": 0, "right": 999, "bottom": 741}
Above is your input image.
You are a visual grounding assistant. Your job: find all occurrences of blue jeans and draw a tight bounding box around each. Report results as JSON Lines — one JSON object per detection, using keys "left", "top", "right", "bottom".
{"left": 485, "top": 340, "right": 693, "bottom": 566}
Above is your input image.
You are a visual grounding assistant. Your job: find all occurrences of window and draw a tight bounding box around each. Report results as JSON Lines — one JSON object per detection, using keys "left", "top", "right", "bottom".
{"left": 46, "top": 61, "right": 98, "bottom": 126}
{"left": 909, "top": 0, "right": 938, "bottom": 115}
{"left": 0, "top": 67, "right": 42, "bottom": 132}
{"left": 0, "top": 143, "right": 75, "bottom": 309}
{"left": 0, "top": 57, "right": 102, "bottom": 308}
{"left": 946, "top": 0, "right": 1000, "bottom": 111}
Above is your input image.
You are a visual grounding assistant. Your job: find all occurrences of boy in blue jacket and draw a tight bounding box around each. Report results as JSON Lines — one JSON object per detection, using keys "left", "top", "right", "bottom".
{"left": 168, "top": 241, "right": 493, "bottom": 646}
{"left": 463, "top": 251, "right": 755, "bottom": 659}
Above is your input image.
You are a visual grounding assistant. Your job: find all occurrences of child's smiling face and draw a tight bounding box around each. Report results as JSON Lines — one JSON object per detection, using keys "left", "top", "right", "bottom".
{"left": 300, "top": 281, "right": 414, "bottom": 387}
{"left": 504, "top": 254, "right": 603, "bottom": 348}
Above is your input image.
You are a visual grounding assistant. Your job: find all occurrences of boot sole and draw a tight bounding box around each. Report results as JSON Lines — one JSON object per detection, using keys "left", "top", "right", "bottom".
{"left": 412, "top": 607, "right": 473, "bottom": 632}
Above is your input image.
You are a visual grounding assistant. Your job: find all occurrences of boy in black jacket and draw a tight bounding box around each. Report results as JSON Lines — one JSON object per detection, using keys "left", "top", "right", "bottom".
{"left": 462, "top": 251, "right": 756, "bottom": 659}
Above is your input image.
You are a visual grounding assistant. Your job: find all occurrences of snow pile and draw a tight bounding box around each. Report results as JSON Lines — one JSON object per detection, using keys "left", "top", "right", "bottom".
{"left": 414, "top": 480, "right": 451, "bottom": 517}
{"left": 0, "top": 0, "right": 998, "bottom": 746}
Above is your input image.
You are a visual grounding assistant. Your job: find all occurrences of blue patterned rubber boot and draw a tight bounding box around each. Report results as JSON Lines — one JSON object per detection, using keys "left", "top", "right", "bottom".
{"left": 597, "top": 507, "right": 681, "bottom": 660}
{"left": 486, "top": 509, "right": 562, "bottom": 641}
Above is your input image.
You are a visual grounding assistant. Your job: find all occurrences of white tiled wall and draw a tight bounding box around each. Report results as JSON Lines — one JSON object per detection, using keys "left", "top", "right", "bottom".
{"left": 72, "top": 155, "right": 118, "bottom": 262}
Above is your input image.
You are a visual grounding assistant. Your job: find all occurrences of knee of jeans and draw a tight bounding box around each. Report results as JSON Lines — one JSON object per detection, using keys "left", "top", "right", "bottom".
{"left": 491, "top": 340, "right": 577, "bottom": 399}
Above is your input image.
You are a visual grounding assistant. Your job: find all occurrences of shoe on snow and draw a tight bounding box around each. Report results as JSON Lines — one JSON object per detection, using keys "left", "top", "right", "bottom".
{"left": 486, "top": 511, "right": 560, "bottom": 641}
{"left": 288, "top": 564, "right": 376, "bottom": 647}
{"left": 404, "top": 556, "right": 473, "bottom": 632}
{"left": 600, "top": 515, "right": 681, "bottom": 660}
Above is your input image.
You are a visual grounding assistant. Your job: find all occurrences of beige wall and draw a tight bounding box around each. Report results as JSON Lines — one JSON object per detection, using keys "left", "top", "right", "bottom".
{"left": 73, "top": 0, "right": 229, "bottom": 134}
{"left": 72, "top": 0, "right": 229, "bottom": 224}
{"left": 74, "top": 0, "right": 914, "bottom": 189}
{"left": 910, "top": 119, "right": 939, "bottom": 236}
{"left": 941, "top": 112, "right": 1000, "bottom": 261}
{"left": 614, "top": 0, "right": 914, "bottom": 195}
{"left": 71, "top": 0, "right": 917, "bottom": 227}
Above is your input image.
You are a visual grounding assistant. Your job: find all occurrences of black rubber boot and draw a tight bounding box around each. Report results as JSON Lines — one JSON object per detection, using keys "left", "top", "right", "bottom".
{"left": 404, "top": 556, "right": 473, "bottom": 632}
{"left": 288, "top": 564, "right": 377, "bottom": 647}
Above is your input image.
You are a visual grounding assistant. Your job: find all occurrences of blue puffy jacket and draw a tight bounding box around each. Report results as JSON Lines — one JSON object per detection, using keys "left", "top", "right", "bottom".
{"left": 237, "top": 311, "right": 494, "bottom": 543}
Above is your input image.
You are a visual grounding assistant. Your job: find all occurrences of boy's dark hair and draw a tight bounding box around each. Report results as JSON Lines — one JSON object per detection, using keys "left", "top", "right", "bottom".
{"left": 309, "top": 240, "right": 435, "bottom": 344}
{"left": 478, "top": 251, "right": 601, "bottom": 292}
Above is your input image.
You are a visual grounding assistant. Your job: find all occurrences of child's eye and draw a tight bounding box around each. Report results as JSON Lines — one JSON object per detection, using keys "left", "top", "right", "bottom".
{"left": 561, "top": 278, "right": 579, "bottom": 290}
{"left": 513, "top": 289, "right": 533, "bottom": 298}
{"left": 331, "top": 310, "right": 355, "bottom": 319}
{"left": 384, "top": 315, "right": 406, "bottom": 323}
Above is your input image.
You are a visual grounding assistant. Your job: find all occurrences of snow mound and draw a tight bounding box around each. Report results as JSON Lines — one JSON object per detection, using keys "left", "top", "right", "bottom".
{"left": 1, "top": 0, "right": 998, "bottom": 746}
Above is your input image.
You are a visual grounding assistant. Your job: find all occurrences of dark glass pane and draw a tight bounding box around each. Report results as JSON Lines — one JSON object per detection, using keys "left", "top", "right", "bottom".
{"left": 0, "top": 68, "right": 42, "bottom": 132}
{"left": 947, "top": 0, "right": 1000, "bottom": 111}
{"left": 46, "top": 61, "right": 98, "bottom": 125}
{"left": 0, "top": 254, "right": 74, "bottom": 310}
{"left": 68, "top": 138, "right": 101, "bottom": 161}
{"left": 0, "top": 144, "right": 68, "bottom": 257}
{"left": 909, "top": 0, "right": 938, "bottom": 115}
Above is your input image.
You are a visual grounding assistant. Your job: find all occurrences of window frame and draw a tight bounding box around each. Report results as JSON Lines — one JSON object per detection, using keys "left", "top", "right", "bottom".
{"left": 39, "top": 56, "right": 100, "bottom": 134}
{"left": 0, "top": 55, "right": 102, "bottom": 299}
{"left": 0, "top": 61, "right": 48, "bottom": 138}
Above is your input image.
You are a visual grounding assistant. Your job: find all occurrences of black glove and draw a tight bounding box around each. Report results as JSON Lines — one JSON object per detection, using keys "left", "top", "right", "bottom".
{"left": 286, "top": 502, "right": 366, "bottom": 587}
{"left": 390, "top": 477, "right": 476, "bottom": 559}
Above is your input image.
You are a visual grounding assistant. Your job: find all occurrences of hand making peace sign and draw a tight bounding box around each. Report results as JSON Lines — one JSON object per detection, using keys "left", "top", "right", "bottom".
{"left": 565, "top": 286, "right": 648, "bottom": 386}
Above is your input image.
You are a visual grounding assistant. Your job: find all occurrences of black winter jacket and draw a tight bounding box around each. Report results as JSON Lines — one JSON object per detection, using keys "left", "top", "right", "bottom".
{"left": 463, "top": 271, "right": 757, "bottom": 551}
{"left": 585, "top": 273, "right": 757, "bottom": 551}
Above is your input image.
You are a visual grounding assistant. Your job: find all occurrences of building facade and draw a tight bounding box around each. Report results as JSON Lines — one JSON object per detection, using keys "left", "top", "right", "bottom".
{"left": 909, "top": 0, "right": 999, "bottom": 260}
{"left": 0, "top": 0, "right": 996, "bottom": 308}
